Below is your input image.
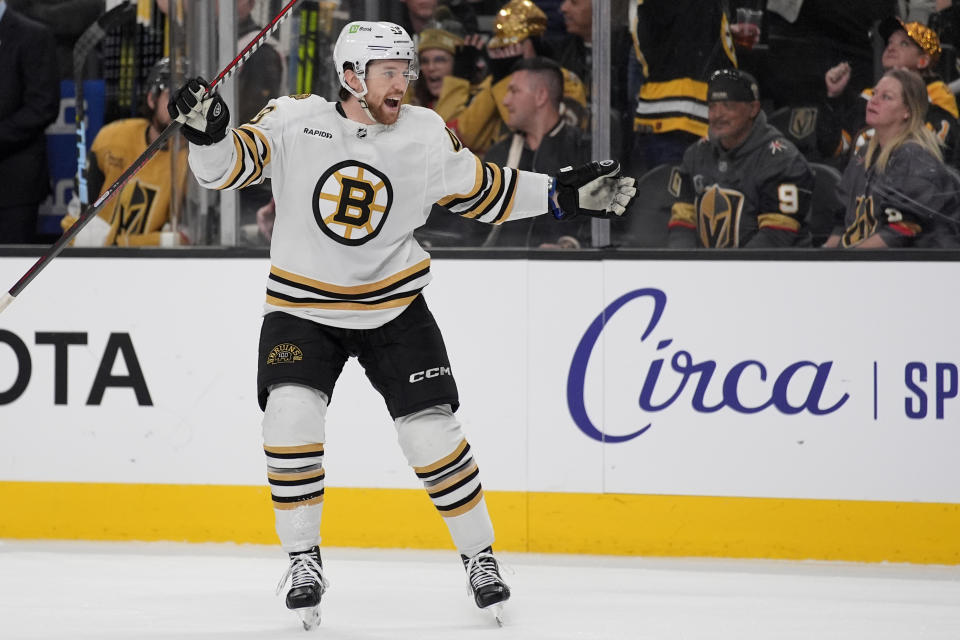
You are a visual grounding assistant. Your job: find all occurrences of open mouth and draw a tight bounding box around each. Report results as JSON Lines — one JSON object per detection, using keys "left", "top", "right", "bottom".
{"left": 384, "top": 97, "right": 401, "bottom": 109}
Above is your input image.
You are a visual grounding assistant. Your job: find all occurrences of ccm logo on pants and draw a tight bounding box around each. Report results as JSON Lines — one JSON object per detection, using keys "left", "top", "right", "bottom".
{"left": 409, "top": 367, "right": 451, "bottom": 383}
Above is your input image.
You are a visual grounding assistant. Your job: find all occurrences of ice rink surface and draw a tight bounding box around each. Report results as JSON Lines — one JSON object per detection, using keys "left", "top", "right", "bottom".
{"left": 1, "top": 540, "right": 959, "bottom": 640}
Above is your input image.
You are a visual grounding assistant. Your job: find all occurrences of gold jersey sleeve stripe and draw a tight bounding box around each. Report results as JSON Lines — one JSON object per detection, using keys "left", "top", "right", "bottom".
{"left": 758, "top": 213, "right": 801, "bottom": 232}
{"left": 270, "top": 259, "right": 430, "bottom": 296}
{"left": 239, "top": 124, "right": 272, "bottom": 165}
{"left": 491, "top": 169, "right": 519, "bottom": 224}
{"left": 266, "top": 293, "right": 419, "bottom": 311}
{"left": 235, "top": 127, "right": 266, "bottom": 189}
{"left": 461, "top": 164, "right": 503, "bottom": 219}
{"left": 414, "top": 438, "right": 469, "bottom": 476}
{"left": 264, "top": 443, "right": 325, "bottom": 455}
{"left": 218, "top": 132, "right": 248, "bottom": 191}
{"left": 437, "top": 155, "right": 484, "bottom": 206}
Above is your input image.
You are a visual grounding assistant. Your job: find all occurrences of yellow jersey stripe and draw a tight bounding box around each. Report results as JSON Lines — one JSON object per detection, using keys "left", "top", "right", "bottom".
{"left": 270, "top": 258, "right": 430, "bottom": 296}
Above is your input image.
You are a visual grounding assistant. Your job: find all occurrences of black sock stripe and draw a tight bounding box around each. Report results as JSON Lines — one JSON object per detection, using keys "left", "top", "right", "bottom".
{"left": 435, "top": 484, "right": 482, "bottom": 512}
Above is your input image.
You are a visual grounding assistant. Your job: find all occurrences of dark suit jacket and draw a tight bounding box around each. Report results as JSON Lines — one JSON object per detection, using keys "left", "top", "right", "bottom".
{"left": 0, "top": 6, "right": 60, "bottom": 207}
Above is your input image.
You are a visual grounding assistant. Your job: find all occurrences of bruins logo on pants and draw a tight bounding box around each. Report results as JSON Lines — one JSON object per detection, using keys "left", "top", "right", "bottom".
{"left": 312, "top": 160, "right": 394, "bottom": 246}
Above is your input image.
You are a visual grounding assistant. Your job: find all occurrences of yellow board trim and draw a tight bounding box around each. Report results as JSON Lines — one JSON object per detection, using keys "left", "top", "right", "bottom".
{"left": 0, "top": 481, "right": 958, "bottom": 564}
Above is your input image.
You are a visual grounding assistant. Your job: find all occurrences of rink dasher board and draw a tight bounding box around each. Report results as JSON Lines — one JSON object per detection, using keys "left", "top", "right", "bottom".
{"left": 0, "top": 255, "right": 958, "bottom": 564}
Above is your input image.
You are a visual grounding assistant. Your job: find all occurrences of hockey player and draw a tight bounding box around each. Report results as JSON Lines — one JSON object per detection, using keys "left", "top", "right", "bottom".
{"left": 167, "top": 21, "right": 635, "bottom": 630}
{"left": 62, "top": 58, "right": 189, "bottom": 246}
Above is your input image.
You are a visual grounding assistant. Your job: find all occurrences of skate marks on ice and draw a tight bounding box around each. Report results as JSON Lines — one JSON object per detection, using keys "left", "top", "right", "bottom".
{"left": 1, "top": 541, "right": 959, "bottom": 639}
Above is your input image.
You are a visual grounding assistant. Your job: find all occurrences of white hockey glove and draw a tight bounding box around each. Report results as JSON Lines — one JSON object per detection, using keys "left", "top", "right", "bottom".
{"left": 550, "top": 160, "right": 637, "bottom": 220}
{"left": 167, "top": 77, "right": 230, "bottom": 146}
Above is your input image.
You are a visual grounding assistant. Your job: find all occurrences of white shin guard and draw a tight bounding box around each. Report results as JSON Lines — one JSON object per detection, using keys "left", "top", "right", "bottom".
{"left": 395, "top": 405, "right": 494, "bottom": 556}
{"left": 262, "top": 384, "right": 329, "bottom": 553}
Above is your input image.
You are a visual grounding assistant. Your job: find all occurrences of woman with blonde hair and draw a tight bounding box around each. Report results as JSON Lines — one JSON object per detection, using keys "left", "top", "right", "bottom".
{"left": 826, "top": 68, "right": 960, "bottom": 248}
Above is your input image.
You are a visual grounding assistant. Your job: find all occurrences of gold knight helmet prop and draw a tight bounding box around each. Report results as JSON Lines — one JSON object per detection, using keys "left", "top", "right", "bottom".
{"left": 333, "top": 21, "right": 418, "bottom": 123}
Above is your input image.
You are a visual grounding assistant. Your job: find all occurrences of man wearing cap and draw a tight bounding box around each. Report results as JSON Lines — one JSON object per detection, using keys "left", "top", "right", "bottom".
{"left": 438, "top": 0, "right": 587, "bottom": 155}
{"left": 818, "top": 17, "right": 960, "bottom": 165}
{"left": 667, "top": 69, "right": 814, "bottom": 248}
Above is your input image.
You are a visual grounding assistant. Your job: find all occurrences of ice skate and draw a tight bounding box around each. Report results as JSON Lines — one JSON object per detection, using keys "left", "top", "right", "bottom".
{"left": 462, "top": 547, "right": 510, "bottom": 626}
{"left": 276, "top": 546, "right": 329, "bottom": 631}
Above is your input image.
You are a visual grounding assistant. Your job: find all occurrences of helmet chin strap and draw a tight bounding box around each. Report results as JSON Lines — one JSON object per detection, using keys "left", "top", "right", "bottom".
{"left": 358, "top": 96, "right": 378, "bottom": 124}
{"left": 345, "top": 76, "right": 380, "bottom": 124}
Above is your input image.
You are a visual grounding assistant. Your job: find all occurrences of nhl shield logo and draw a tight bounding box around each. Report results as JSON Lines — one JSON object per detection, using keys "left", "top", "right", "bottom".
{"left": 788, "top": 107, "right": 817, "bottom": 140}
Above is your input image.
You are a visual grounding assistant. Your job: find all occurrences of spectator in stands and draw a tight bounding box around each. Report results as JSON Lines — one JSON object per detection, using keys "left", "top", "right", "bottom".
{"left": 412, "top": 23, "right": 463, "bottom": 109}
{"left": 442, "top": 0, "right": 587, "bottom": 155}
{"left": 930, "top": 0, "right": 960, "bottom": 63}
{"left": 818, "top": 18, "right": 960, "bottom": 166}
{"left": 235, "top": 0, "right": 285, "bottom": 246}
{"left": 482, "top": 57, "right": 590, "bottom": 247}
{"left": 60, "top": 58, "right": 189, "bottom": 246}
{"left": 667, "top": 69, "right": 814, "bottom": 248}
{"left": 760, "top": 0, "right": 895, "bottom": 111}
{"left": 630, "top": 0, "right": 738, "bottom": 174}
{"left": 401, "top": 0, "right": 440, "bottom": 35}
{"left": 556, "top": 0, "right": 632, "bottom": 160}
{"left": 825, "top": 69, "right": 960, "bottom": 248}
{"left": 237, "top": 0, "right": 284, "bottom": 123}
{"left": 7, "top": 0, "right": 103, "bottom": 80}
{"left": 0, "top": 1, "right": 60, "bottom": 244}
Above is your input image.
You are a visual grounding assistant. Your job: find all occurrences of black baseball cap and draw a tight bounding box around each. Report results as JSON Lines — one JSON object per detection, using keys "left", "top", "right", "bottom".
{"left": 707, "top": 68, "right": 760, "bottom": 102}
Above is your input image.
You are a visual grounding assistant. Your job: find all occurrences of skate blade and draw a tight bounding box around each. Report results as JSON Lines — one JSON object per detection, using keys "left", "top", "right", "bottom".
{"left": 488, "top": 602, "right": 504, "bottom": 627}
{"left": 294, "top": 605, "right": 321, "bottom": 631}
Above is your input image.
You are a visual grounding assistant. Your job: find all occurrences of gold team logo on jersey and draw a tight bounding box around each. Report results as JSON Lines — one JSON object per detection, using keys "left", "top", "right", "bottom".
{"left": 112, "top": 179, "right": 159, "bottom": 237}
{"left": 842, "top": 195, "right": 876, "bottom": 247}
{"left": 312, "top": 160, "right": 394, "bottom": 246}
{"left": 788, "top": 107, "right": 817, "bottom": 140}
{"left": 266, "top": 343, "right": 304, "bottom": 365}
{"left": 697, "top": 184, "right": 745, "bottom": 248}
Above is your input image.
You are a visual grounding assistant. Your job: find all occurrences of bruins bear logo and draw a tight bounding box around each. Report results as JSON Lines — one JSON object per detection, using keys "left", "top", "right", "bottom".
{"left": 312, "top": 160, "right": 394, "bottom": 246}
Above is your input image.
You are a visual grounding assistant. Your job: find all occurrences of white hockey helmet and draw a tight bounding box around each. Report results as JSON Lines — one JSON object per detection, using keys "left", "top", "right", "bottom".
{"left": 333, "top": 21, "right": 418, "bottom": 100}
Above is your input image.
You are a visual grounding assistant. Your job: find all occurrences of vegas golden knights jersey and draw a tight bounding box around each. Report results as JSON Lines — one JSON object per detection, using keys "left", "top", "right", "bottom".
{"left": 187, "top": 96, "right": 550, "bottom": 329}
{"left": 86, "top": 118, "right": 189, "bottom": 246}
{"left": 837, "top": 142, "right": 960, "bottom": 248}
{"left": 667, "top": 112, "right": 814, "bottom": 248}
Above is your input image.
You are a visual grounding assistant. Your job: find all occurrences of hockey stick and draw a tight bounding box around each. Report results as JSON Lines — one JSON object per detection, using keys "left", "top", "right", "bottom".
{"left": 0, "top": 0, "right": 301, "bottom": 315}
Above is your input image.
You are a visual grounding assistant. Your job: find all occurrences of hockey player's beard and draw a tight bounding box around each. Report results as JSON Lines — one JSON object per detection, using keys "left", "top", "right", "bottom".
{"left": 367, "top": 98, "right": 402, "bottom": 127}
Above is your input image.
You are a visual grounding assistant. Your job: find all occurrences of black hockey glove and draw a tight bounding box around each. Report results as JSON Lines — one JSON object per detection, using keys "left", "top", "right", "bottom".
{"left": 488, "top": 53, "right": 521, "bottom": 83}
{"left": 452, "top": 43, "right": 482, "bottom": 81}
{"left": 549, "top": 160, "right": 638, "bottom": 220}
{"left": 167, "top": 77, "right": 230, "bottom": 146}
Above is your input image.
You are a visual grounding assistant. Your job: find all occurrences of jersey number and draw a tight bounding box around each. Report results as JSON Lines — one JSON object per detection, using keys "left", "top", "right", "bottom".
{"left": 778, "top": 184, "right": 799, "bottom": 214}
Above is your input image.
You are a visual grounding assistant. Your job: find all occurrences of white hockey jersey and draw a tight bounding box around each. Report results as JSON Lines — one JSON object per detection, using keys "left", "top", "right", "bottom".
{"left": 188, "top": 96, "right": 550, "bottom": 329}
